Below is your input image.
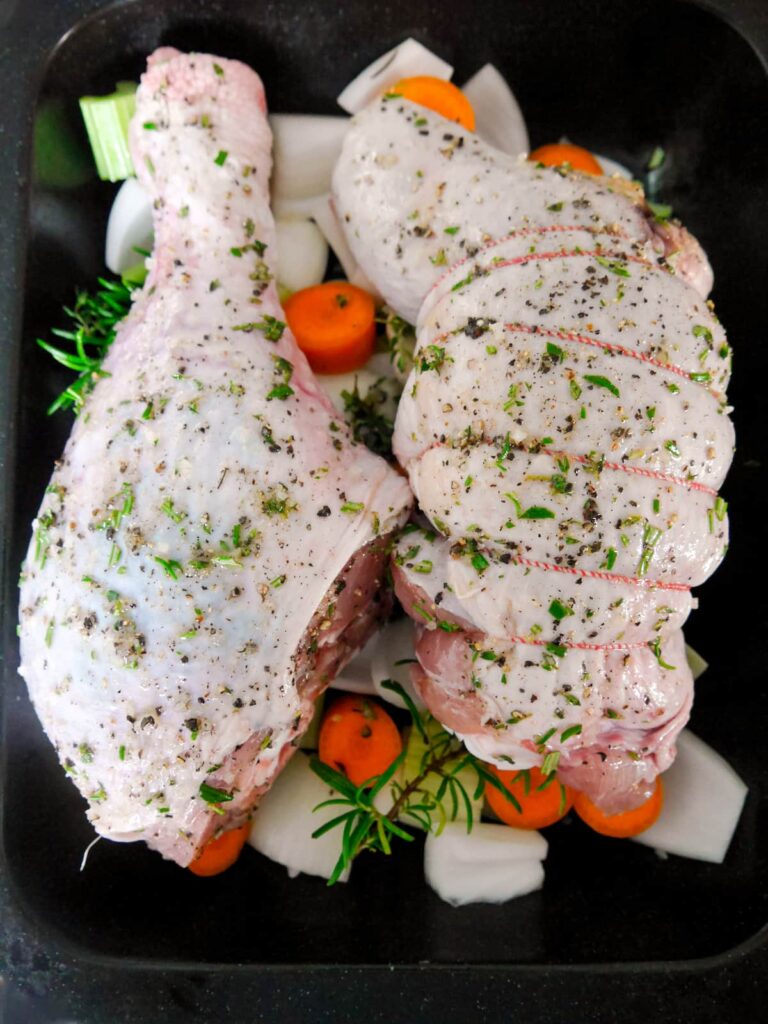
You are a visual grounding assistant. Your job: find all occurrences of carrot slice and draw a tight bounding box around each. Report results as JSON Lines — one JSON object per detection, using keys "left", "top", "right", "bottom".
{"left": 528, "top": 142, "right": 603, "bottom": 175}
{"left": 484, "top": 765, "right": 574, "bottom": 830}
{"left": 391, "top": 76, "right": 475, "bottom": 131}
{"left": 188, "top": 822, "right": 251, "bottom": 877}
{"left": 283, "top": 281, "right": 376, "bottom": 375}
{"left": 574, "top": 778, "right": 664, "bottom": 838}
{"left": 318, "top": 694, "right": 402, "bottom": 787}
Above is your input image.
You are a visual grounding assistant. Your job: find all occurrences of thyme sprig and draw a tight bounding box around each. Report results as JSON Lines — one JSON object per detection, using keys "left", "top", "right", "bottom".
{"left": 37, "top": 276, "right": 134, "bottom": 414}
{"left": 309, "top": 680, "right": 530, "bottom": 885}
{"left": 341, "top": 377, "right": 397, "bottom": 459}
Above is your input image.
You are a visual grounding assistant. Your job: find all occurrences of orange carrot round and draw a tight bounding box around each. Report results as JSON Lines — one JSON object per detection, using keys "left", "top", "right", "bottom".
{"left": 574, "top": 778, "right": 664, "bottom": 838}
{"left": 283, "top": 281, "right": 376, "bottom": 374}
{"left": 318, "top": 694, "right": 402, "bottom": 787}
{"left": 391, "top": 76, "right": 475, "bottom": 131}
{"left": 484, "top": 765, "right": 574, "bottom": 830}
{"left": 188, "top": 822, "right": 251, "bottom": 877}
{"left": 529, "top": 142, "right": 603, "bottom": 175}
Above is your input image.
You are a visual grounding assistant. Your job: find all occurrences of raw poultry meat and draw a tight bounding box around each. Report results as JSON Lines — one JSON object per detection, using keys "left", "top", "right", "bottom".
{"left": 17, "top": 49, "right": 411, "bottom": 866}
{"left": 333, "top": 101, "right": 714, "bottom": 324}
{"left": 333, "top": 100, "right": 732, "bottom": 811}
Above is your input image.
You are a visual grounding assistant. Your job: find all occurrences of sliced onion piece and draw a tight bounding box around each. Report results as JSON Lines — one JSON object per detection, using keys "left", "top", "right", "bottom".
{"left": 370, "top": 617, "right": 425, "bottom": 710}
{"left": 269, "top": 113, "right": 349, "bottom": 200}
{"left": 424, "top": 821, "right": 546, "bottom": 906}
{"left": 248, "top": 751, "right": 350, "bottom": 882}
{"left": 632, "top": 730, "right": 747, "bottom": 864}
{"left": 461, "top": 63, "right": 529, "bottom": 156}
{"left": 105, "top": 177, "right": 153, "bottom": 275}
{"left": 330, "top": 629, "right": 379, "bottom": 694}
{"left": 272, "top": 194, "right": 325, "bottom": 221}
{"left": 310, "top": 195, "right": 379, "bottom": 296}
{"left": 275, "top": 219, "right": 328, "bottom": 295}
{"left": 337, "top": 38, "right": 453, "bottom": 115}
{"left": 594, "top": 153, "right": 633, "bottom": 179}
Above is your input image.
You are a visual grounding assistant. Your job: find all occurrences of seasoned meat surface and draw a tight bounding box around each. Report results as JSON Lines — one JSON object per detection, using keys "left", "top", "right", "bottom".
{"left": 17, "top": 49, "right": 411, "bottom": 865}
{"left": 335, "top": 99, "right": 731, "bottom": 812}
{"left": 332, "top": 100, "right": 713, "bottom": 325}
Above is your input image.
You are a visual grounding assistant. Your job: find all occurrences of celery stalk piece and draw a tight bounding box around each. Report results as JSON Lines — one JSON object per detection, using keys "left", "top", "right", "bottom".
{"left": 120, "top": 261, "right": 148, "bottom": 289}
{"left": 79, "top": 82, "right": 137, "bottom": 182}
{"left": 398, "top": 718, "right": 482, "bottom": 831}
{"left": 685, "top": 644, "right": 708, "bottom": 681}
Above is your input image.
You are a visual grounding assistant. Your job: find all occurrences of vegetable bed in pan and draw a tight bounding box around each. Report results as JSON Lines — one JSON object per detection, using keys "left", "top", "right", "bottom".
{"left": 2, "top": 1, "right": 767, "bottom": 1022}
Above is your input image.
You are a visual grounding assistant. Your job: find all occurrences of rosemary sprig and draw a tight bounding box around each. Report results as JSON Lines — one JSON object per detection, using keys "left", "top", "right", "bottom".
{"left": 36, "top": 276, "right": 134, "bottom": 414}
{"left": 309, "top": 679, "right": 529, "bottom": 885}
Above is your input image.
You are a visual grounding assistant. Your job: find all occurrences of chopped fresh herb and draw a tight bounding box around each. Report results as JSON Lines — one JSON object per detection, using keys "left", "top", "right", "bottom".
{"left": 569, "top": 378, "right": 582, "bottom": 400}
{"left": 419, "top": 344, "right": 451, "bottom": 373}
{"left": 451, "top": 272, "right": 474, "bottom": 292}
{"left": 199, "top": 781, "right": 233, "bottom": 809}
{"left": 648, "top": 637, "right": 676, "bottom": 670}
{"left": 520, "top": 506, "right": 555, "bottom": 520}
{"left": 560, "top": 724, "right": 582, "bottom": 743}
{"left": 471, "top": 552, "right": 489, "bottom": 573}
{"left": 341, "top": 501, "right": 364, "bottom": 514}
{"left": 444, "top": 225, "right": 459, "bottom": 235}
{"left": 583, "top": 374, "right": 620, "bottom": 397}
{"left": 437, "top": 620, "right": 461, "bottom": 633}
{"left": 601, "top": 547, "right": 617, "bottom": 571}
{"left": 665, "top": 440, "right": 681, "bottom": 458}
{"left": 595, "top": 255, "right": 630, "bottom": 277}
{"left": 154, "top": 556, "right": 183, "bottom": 579}
{"left": 647, "top": 146, "right": 665, "bottom": 171}
{"left": 233, "top": 315, "right": 285, "bottom": 342}
{"left": 214, "top": 149, "right": 228, "bottom": 166}
{"left": 266, "top": 383, "right": 294, "bottom": 401}
{"left": 546, "top": 341, "right": 564, "bottom": 362}
{"left": 692, "top": 324, "right": 713, "bottom": 346}
{"left": 549, "top": 599, "right": 573, "bottom": 621}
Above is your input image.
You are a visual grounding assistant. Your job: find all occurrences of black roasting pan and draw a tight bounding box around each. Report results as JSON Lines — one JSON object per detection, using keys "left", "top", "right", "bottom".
{"left": 1, "top": 1, "right": 767, "bottom": 1020}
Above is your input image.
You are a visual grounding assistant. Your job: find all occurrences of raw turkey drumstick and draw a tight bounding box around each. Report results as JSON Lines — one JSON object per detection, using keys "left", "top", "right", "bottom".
{"left": 18, "top": 49, "right": 411, "bottom": 866}
{"left": 333, "top": 99, "right": 732, "bottom": 812}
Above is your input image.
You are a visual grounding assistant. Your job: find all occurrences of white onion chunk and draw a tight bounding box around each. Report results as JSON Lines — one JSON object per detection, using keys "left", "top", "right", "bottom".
{"left": 461, "top": 63, "right": 529, "bottom": 156}
{"left": 632, "top": 730, "right": 747, "bottom": 864}
{"left": 337, "top": 38, "right": 453, "bottom": 115}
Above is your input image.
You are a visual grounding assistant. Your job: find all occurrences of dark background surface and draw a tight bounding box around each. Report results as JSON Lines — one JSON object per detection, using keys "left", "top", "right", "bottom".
{"left": 1, "top": 0, "right": 767, "bottom": 1020}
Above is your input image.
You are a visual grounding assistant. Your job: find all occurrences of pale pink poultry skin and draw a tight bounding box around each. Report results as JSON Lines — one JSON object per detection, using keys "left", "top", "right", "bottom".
{"left": 333, "top": 99, "right": 732, "bottom": 812}
{"left": 17, "top": 49, "right": 411, "bottom": 865}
